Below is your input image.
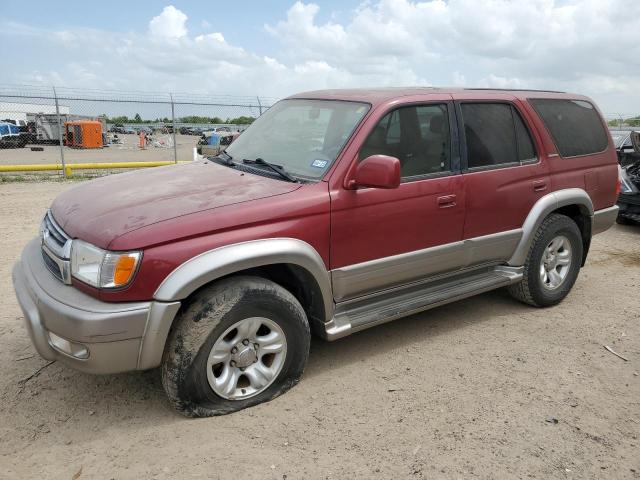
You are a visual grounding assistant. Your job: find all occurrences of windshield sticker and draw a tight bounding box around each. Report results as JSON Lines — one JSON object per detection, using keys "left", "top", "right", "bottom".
{"left": 311, "top": 159, "right": 328, "bottom": 168}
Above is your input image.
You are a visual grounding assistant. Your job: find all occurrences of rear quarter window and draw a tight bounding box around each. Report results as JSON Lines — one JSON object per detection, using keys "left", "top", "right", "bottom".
{"left": 529, "top": 98, "right": 608, "bottom": 157}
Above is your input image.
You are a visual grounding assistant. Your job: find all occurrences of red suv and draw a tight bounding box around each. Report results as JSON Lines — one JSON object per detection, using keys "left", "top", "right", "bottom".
{"left": 13, "top": 88, "right": 619, "bottom": 417}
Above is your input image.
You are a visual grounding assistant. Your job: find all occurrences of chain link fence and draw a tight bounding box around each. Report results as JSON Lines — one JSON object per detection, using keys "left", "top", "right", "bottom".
{"left": 2, "top": 86, "right": 636, "bottom": 178}
{"left": 603, "top": 112, "right": 640, "bottom": 130}
{"left": 0, "top": 84, "right": 277, "bottom": 175}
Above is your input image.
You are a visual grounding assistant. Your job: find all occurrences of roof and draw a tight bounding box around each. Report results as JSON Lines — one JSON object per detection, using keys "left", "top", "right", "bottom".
{"left": 288, "top": 87, "right": 582, "bottom": 106}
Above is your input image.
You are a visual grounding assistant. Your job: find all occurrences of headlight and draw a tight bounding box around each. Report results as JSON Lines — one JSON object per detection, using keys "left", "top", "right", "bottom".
{"left": 71, "top": 239, "right": 141, "bottom": 289}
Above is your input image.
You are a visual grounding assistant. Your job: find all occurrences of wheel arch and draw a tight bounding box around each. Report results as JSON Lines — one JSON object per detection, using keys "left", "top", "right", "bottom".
{"left": 154, "top": 238, "right": 333, "bottom": 320}
{"left": 138, "top": 239, "right": 333, "bottom": 371}
{"left": 508, "top": 188, "right": 593, "bottom": 267}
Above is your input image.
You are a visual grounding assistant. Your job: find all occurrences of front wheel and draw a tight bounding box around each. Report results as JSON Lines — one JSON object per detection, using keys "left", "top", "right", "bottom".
{"left": 508, "top": 214, "right": 583, "bottom": 307}
{"left": 162, "top": 276, "right": 310, "bottom": 417}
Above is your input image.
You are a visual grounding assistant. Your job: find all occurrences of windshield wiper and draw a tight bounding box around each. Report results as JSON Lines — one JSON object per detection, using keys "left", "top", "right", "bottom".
{"left": 242, "top": 158, "right": 298, "bottom": 183}
{"left": 212, "top": 151, "right": 235, "bottom": 166}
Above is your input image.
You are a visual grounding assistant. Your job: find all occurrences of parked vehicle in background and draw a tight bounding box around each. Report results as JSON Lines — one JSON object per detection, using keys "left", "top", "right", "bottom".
{"left": 196, "top": 130, "right": 236, "bottom": 156}
{"left": 179, "top": 126, "right": 200, "bottom": 135}
{"left": 0, "top": 122, "right": 25, "bottom": 148}
{"left": 135, "top": 126, "right": 153, "bottom": 136}
{"left": 614, "top": 130, "right": 640, "bottom": 224}
{"left": 31, "top": 114, "right": 106, "bottom": 143}
{"left": 610, "top": 130, "right": 635, "bottom": 153}
{"left": 31, "top": 114, "right": 67, "bottom": 142}
{"left": 108, "top": 124, "right": 137, "bottom": 135}
{"left": 0, "top": 119, "right": 29, "bottom": 147}
{"left": 12, "top": 88, "right": 619, "bottom": 417}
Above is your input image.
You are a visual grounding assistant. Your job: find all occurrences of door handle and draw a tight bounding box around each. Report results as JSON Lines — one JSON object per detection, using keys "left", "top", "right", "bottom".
{"left": 533, "top": 180, "right": 548, "bottom": 192}
{"left": 437, "top": 195, "right": 457, "bottom": 208}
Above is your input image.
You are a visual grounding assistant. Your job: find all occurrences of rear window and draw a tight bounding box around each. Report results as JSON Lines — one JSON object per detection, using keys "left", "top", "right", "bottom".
{"left": 529, "top": 98, "right": 608, "bottom": 157}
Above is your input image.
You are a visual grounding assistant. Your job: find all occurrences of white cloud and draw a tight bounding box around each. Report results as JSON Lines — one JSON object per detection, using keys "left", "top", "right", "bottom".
{"left": 195, "top": 32, "right": 225, "bottom": 44}
{"left": 263, "top": 0, "right": 640, "bottom": 113}
{"left": 149, "top": 5, "right": 188, "bottom": 39}
{"left": 1, "top": 1, "right": 640, "bottom": 115}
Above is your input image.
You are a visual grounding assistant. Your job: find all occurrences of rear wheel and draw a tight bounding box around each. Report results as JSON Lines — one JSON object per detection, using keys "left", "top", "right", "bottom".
{"left": 508, "top": 214, "right": 583, "bottom": 307}
{"left": 162, "top": 276, "right": 310, "bottom": 417}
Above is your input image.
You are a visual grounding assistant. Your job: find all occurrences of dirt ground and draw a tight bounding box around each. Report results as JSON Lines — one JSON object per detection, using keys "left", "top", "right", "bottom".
{"left": 0, "top": 180, "right": 639, "bottom": 479}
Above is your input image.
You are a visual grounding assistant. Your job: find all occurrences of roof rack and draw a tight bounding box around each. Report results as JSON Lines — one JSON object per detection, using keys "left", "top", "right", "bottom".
{"left": 464, "top": 88, "right": 566, "bottom": 94}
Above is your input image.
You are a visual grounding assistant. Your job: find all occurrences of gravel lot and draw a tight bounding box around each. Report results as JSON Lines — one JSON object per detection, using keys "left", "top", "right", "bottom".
{"left": 0, "top": 134, "right": 199, "bottom": 166}
{"left": 1, "top": 180, "right": 639, "bottom": 479}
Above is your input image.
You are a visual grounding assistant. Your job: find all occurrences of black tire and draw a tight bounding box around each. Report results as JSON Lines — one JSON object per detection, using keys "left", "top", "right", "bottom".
{"left": 162, "top": 276, "right": 310, "bottom": 417}
{"left": 508, "top": 214, "right": 583, "bottom": 307}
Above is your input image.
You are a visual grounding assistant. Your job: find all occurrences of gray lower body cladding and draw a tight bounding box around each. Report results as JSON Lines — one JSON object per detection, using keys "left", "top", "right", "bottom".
{"left": 12, "top": 238, "right": 179, "bottom": 374}
{"left": 11, "top": 199, "right": 619, "bottom": 373}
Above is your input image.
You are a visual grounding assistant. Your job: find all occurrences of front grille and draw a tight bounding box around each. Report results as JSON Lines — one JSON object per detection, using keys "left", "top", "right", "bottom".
{"left": 42, "top": 212, "right": 70, "bottom": 256}
{"left": 42, "top": 249, "right": 64, "bottom": 281}
{"left": 40, "top": 211, "right": 72, "bottom": 284}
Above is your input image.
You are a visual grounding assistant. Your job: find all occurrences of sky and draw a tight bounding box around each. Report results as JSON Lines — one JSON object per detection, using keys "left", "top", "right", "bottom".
{"left": 1, "top": 0, "right": 639, "bottom": 117}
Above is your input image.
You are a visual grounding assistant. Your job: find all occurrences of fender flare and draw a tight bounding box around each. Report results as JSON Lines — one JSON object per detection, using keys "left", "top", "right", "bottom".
{"left": 154, "top": 238, "right": 334, "bottom": 320}
{"left": 508, "top": 188, "right": 593, "bottom": 266}
{"left": 138, "top": 239, "right": 334, "bottom": 370}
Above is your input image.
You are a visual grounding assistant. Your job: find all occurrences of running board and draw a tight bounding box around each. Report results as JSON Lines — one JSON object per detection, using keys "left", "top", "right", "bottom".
{"left": 324, "top": 265, "right": 523, "bottom": 340}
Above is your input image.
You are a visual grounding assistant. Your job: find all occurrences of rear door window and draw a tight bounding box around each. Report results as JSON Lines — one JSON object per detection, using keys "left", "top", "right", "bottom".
{"left": 460, "top": 103, "right": 537, "bottom": 169}
{"left": 529, "top": 98, "right": 608, "bottom": 157}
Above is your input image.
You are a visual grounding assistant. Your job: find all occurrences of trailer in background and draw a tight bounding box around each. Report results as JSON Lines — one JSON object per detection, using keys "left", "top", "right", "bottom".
{"left": 64, "top": 120, "right": 104, "bottom": 149}
{"left": 27, "top": 113, "right": 106, "bottom": 144}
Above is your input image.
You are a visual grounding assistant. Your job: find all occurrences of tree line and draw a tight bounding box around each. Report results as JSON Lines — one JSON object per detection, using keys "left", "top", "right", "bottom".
{"left": 103, "top": 114, "right": 256, "bottom": 125}
{"left": 608, "top": 116, "right": 640, "bottom": 127}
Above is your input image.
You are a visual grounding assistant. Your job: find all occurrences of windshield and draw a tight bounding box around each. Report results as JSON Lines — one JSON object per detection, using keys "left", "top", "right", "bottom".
{"left": 225, "top": 99, "right": 369, "bottom": 180}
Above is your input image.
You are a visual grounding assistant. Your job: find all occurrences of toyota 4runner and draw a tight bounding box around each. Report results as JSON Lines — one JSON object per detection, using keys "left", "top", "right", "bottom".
{"left": 13, "top": 88, "right": 620, "bottom": 417}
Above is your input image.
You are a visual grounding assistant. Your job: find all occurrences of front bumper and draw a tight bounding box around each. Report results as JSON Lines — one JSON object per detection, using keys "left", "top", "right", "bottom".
{"left": 12, "top": 238, "right": 179, "bottom": 374}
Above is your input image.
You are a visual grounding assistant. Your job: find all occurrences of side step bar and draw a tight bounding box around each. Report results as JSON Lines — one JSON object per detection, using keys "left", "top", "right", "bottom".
{"left": 324, "top": 265, "right": 523, "bottom": 340}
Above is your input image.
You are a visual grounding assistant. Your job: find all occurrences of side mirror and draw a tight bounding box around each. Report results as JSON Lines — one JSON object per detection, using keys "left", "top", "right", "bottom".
{"left": 351, "top": 155, "right": 401, "bottom": 189}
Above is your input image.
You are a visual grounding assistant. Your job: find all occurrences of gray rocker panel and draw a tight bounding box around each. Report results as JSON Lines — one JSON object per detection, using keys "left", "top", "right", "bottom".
{"left": 331, "top": 229, "right": 522, "bottom": 302}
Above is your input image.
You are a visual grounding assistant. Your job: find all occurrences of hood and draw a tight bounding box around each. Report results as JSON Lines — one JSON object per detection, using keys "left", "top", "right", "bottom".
{"left": 50, "top": 160, "right": 301, "bottom": 248}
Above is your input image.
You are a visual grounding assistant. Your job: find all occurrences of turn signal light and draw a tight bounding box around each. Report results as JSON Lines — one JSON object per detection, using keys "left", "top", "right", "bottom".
{"left": 113, "top": 255, "right": 138, "bottom": 287}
